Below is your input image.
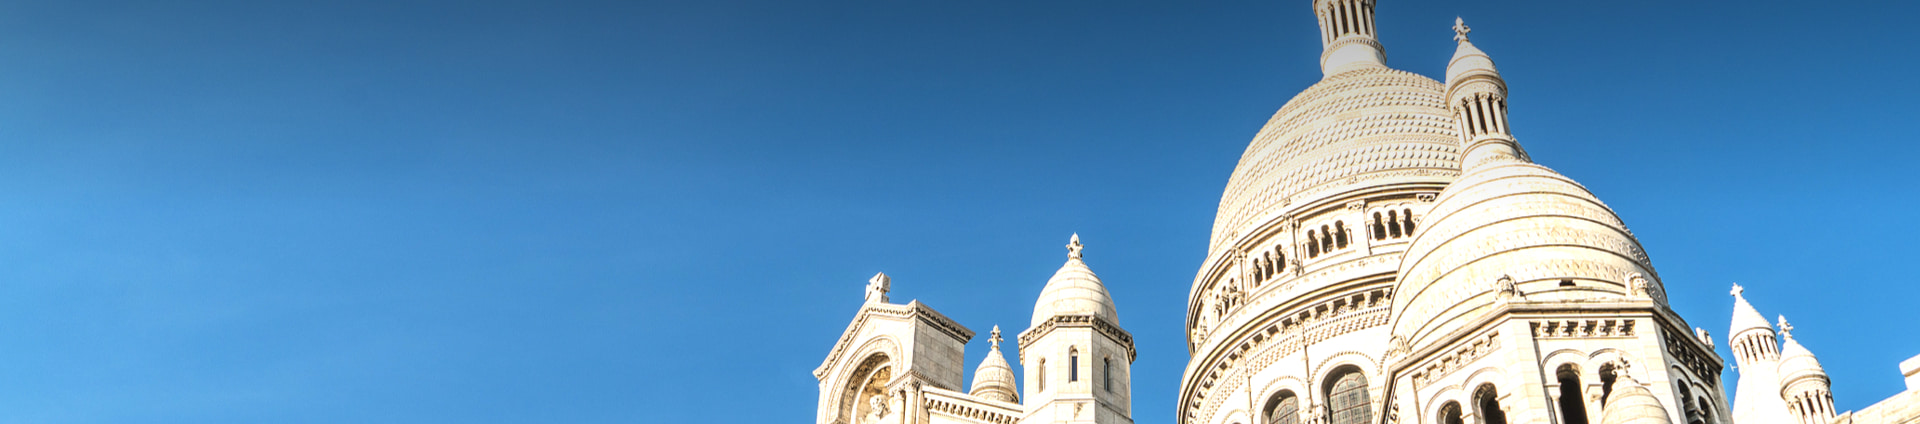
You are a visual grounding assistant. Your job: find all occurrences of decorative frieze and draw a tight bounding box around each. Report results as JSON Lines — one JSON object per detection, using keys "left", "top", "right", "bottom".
{"left": 1662, "top": 327, "right": 1721, "bottom": 384}
{"left": 924, "top": 396, "right": 1018, "bottom": 424}
{"left": 1530, "top": 319, "right": 1635, "bottom": 339}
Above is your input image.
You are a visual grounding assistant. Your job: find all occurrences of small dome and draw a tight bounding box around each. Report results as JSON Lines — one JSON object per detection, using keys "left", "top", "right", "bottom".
{"left": 1445, "top": 41, "right": 1496, "bottom": 85}
{"left": 1601, "top": 376, "right": 1674, "bottom": 424}
{"left": 1444, "top": 19, "right": 1500, "bottom": 87}
{"left": 1389, "top": 161, "right": 1657, "bottom": 352}
{"left": 1777, "top": 318, "right": 1828, "bottom": 386}
{"left": 1779, "top": 336, "right": 1826, "bottom": 380}
{"left": 1729, "top": 285, "right": 1773, "bottom": 338}
{"left": 969, "top": 326, "right": 1019, "bottom": 403}
{"left": 1032, "top": 234, "right": 1119, "bottom": 327}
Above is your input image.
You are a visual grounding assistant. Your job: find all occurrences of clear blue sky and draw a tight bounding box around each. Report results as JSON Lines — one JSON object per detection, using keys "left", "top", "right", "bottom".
{"left": 0, "top": 0, "right": 1913, "bottom": 422}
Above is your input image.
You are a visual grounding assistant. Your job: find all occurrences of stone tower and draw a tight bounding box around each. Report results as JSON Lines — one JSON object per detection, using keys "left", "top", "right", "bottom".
{"left": 1727, "top": 287, "right": 1841, "bottom": 424}
{"left": 1777, "top": 317, "right": 1837, "bottom": 424}
{"left": 1021, "top": 234, "right": 1135, "bottom": 424}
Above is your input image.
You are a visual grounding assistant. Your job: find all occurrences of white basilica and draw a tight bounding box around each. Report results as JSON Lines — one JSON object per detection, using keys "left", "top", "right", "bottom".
{"left": 813, "top": 2, "right": 1920, "bottom": 424}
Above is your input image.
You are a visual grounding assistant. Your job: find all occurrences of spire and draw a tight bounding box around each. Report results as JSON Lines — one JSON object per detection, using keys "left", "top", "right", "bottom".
{"left": 969, "top": 324, "right": 1020, "bottom": 403}
{"left": 1313, "top": 0, "right": 1387, "bottom": 76}
{"left": 1442, "top": 17, "right": 1524, "bottom": 172}
{"left": 1729, "top": 283, "right": 1773, "bottom": 340}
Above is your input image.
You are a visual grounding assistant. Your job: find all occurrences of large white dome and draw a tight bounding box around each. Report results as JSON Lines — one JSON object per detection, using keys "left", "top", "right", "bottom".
{"left": 1207, "top": 67, "right": 1461, "bottom": 252}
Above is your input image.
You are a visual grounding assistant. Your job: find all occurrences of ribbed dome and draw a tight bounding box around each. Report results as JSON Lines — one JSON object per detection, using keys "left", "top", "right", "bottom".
{"left": 1389, "top": 161, "right": 1657, "bottom": 351}
{"left": 1779, "top": 335, "right": 1826, "bottom": 382}
{"left": 1032, "top": 234, "right": 1118, "bottom": 326}
{"left": 1778, "top": 317, "right": 1828, "bottom": 386}
{"left": 1206, "top": 67, "right": 1461, "bottom": 251}
{"left": 1445, "top": 40, "right": 1497, "bottom": 86}
{"left": 1601, "top": 375, "right": 1674, "bottom": 424}
{"left": 969, "top": 326, "right": 1019, "bottom": 403}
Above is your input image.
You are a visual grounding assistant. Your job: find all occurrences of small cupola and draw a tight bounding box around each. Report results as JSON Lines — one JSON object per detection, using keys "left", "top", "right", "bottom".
{"left": 1030, "top": 234, "right": 1119, "bottom": 327}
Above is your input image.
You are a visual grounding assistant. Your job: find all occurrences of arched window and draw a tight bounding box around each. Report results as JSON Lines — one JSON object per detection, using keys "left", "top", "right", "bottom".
{"left": 1038, "top": 358, "right": 1047, "bottom": 392}
{"left": 1599, "top": 363, "right": 1618, "bottom": 405}
{"left": 1069, "top": 348, "right": 1080, "bottom": 382}
{"left": 1319, "top": 225, "right": 1334, "bottom": 252}
{"left": 1474, "top": 384, "right": 1507, "bottom": 424}
{"left": 1333, "top": 221, "right": 1349, "bottom": 248}
{"left": 1697, "top": 396, "right": 1714, "bottom": 424}
{"left": 1325, "top": 368, "right": 1372, "bottom": 424}
{"left": 1387, "top": 210, "right": 1402, "bottom": 238}
{"left": 1307, "top": 232, "right": 1321, "bottom": 258}
{"left": 1274, "top": 250, "right": 1286, "bottom": 273}
{"left": 1265, "top": 391, "right": 1300, "bottom": 424}
{"left": 1401, "top": 208, "right": 1416, "bottom": 234}
{"left": 1679, "top": 385, "right": 1701, "bottom": 424}
{"left": 1103, "top": 358, "right": 1113, "bottom": 392}
{"left": 1555, "top": 364, "right": 1589, "bottom": 424}
{"left": 1439, "top": 401, "right": 1464, "bottom": 424}
{"left": 1372, "top": 212, "right": 1387, "bottom": 240}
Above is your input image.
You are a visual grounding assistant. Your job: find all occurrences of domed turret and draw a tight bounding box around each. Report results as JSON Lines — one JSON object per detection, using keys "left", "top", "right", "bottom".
{"left": 1777, "top": 316, "right": 1838, "bottom": 424}
{"left": 1600, "top": 363, "right": 1674, "bottom": 424}
{"left": 1778, "top": 325, "right": 1826, "bottom": 384}
{"left": 1032, "top": 234, "right": 1118, "bottom": 326}
{"left": 969, "top": 326, "right": 1019, "bottom": 403}
{"left": 1388, "top": 22, "right": 1658, "bottom": 353}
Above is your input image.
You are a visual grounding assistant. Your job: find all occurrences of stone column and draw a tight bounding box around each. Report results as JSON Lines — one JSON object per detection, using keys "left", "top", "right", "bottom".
{"left": 1348, "top": 200, "right": 1371, "bottom": 256}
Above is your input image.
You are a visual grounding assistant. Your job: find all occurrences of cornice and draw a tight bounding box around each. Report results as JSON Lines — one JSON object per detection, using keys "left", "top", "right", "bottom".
{"left": 1018, "top": 314, "right": 1136, "bottom": 362}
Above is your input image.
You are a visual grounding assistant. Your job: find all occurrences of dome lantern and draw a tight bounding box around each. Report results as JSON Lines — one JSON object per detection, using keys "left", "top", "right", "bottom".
{"left": 1444, "top": 18, "right": 1526, "bottom": 171}
{"left": 1315, "top": 0, "right": 1387, "bottom": 76}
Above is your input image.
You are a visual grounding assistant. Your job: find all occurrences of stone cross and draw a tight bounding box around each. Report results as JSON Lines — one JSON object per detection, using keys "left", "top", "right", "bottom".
{"left": 1453, "top": 17, "right": 1471, "bottom": 43}
{"left": 1067, "top": 233, "right": 1085, "bottom": 260}
{"left": 1730, "top": 283, "right": 1744, "bottom": 297}
{"left": 865, "top": 272, "right": 891, "bottom": 303}
{"left": 989, "top": 325, "right": 1002, "bottom": 350}
{"left": 1778, "top": 315, "right": 1794, "bottom": 337}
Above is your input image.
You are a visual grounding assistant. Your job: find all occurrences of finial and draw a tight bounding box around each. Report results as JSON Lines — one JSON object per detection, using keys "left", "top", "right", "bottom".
{"left": 1730, "top": 283, "right": 1744, "bottom": 297}
{"left": 865, "top": 272, "right": 892, "bottom": 303}
{"left": 1067, "top": 233, "right": 1084, "bottom": 260}
{"left": 989, "top": 325, "right": 1002, "bottom": 349}
{"left": 1778, "top": 315, "right": 1794, "bottom": 337}
{"left": 1452, "top": 17, "right": 1471, "bottom": 43}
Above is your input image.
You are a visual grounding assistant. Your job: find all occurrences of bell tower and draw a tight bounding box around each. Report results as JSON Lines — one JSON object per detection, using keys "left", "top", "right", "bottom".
{"left": 1019, "top": 235, "right": 1135, "bottom": 424}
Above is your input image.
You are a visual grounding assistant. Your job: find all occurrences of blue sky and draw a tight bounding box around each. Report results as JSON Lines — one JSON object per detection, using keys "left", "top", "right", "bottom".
{"left": 0, "top": 0, "right": 1913, "bottom": 422}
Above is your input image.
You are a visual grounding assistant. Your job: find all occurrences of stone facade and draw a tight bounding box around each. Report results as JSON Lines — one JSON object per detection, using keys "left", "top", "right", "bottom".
{"left": 816, "top": 237, "right": 1135, "bottom": 424}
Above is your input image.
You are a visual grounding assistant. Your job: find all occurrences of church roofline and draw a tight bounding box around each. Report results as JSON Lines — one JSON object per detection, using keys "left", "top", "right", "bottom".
{"left": 813, "top": 300, "right": 975, "bottom": 380}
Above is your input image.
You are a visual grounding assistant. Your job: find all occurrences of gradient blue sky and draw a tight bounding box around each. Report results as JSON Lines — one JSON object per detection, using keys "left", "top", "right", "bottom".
{"left": 0, "top": 0, "right": 1914, "bottom": 423}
